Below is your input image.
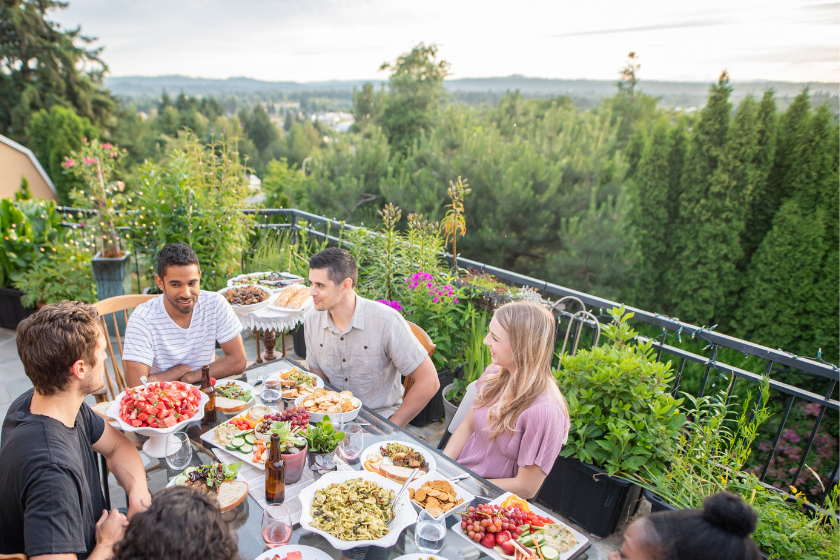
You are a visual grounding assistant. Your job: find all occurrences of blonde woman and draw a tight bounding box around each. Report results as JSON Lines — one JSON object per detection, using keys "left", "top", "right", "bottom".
{"left": 443, "top": 300, "right": 569, "bottom": 499}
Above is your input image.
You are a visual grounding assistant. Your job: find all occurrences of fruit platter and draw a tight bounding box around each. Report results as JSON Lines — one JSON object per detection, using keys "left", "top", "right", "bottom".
{"left": 452, "top": 493, "right": 588, "bottom": 560}
{"left": 106, "top": 381, "right": 209, "bottom": 458}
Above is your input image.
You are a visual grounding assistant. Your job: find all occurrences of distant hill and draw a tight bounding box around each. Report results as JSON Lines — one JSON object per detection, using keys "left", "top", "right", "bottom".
{"left": 104, "top": 74, "right": 839, "bottom": 110}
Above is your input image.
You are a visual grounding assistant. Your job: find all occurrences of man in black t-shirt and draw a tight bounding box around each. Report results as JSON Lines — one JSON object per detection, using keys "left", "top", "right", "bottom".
{"left": 0, "top": 302, "right": 152, "bottom": 560}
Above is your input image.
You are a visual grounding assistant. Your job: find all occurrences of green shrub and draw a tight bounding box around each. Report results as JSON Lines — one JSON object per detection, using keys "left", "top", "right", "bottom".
{"left": 14, "top": 243, "right": 97, "bottom": 306}
{"left": 556, "top": 305, "right": 686, "bottom": 477}
{"left": 0, "top": 199, "right": 69, "bottom": 289}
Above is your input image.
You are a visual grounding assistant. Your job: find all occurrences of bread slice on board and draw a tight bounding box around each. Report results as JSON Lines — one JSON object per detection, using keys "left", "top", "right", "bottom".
{"left": 215, "top": 397, "right": 248, "bottom": 414}
{"left": 218, "top": 480, "right": 249, "bottom": 511}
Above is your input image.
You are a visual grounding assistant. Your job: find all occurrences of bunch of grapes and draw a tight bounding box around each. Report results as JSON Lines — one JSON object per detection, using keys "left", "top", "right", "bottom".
{"left": 279, "top": 406, "right": 310, "bottom": 427}
{"left": 460, "top": 504, "right": 527, "bottom": 543}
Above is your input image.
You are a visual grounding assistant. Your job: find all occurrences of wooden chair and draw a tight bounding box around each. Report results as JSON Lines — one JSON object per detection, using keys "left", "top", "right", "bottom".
{"left": 403, "top": 321, "right": 436, "bottom": 399}
{"left": 93, "top": 294, "right": 156, "bottom": 402}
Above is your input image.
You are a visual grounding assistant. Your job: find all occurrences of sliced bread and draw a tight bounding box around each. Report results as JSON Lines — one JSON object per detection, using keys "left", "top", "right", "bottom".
{"left": 217, "top": 480, "right": 249, "bottom": 512}
{"left": 379, "top": 464, "right": 417, "bottom": 484}
{"left": 215, "top": 397, "right": 248, "bottom": 414}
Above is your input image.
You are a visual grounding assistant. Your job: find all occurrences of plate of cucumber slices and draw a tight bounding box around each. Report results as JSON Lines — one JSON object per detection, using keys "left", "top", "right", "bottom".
{"left": 200, "top": 418, "right": 267, "bottom": 469}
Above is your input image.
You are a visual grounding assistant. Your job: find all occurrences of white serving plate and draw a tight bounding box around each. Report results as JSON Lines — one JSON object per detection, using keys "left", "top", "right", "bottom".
{"left": 106, "top": 385, "right": 209, "bottom": 458}
{"left": 294, "top": 393, "right": 361, "bottom": 424}
{"left": 269, "top": 295, "right": 313, "bottom": 313}
{"left": 214, "top": 379, "right": 257, "bottom": 415}
{"left": 298, "top": 470, "right": 418, "bottom": 550}
{"left": 227, "top": 271, "right": 286, "bottom": 288}
{"left": 407, "top": 473, "right": 474, "bottom": 520}
{"left": 361, "top": 439, "right": 438, "bottom": 481}
{"left": 218, "top": 285, "right": 273, "bottom": 313}
{"left": 253, "top": 544, "right": 334, "bottom": 560}
{"left": 199, "top": 409, "right": 282, "bottom": 470}
{"left": 450, "top": 492, "right": 589, "bottom": 560}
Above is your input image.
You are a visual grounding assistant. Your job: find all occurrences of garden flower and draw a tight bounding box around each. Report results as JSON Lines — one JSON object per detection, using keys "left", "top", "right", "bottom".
{"left": 376, "top": 300, "right": 403, "bottom": 312}
{"left": 83, "top": 157, "right": 96, "bottom": 165}
{"left": 116, "top": 181, "right": 125, "bottom": 191}
{"left": 63, "top": 159, "right": 75, "bottom": 169}
{"left": 102, "top": 142, "right": 113, "bottom": 150}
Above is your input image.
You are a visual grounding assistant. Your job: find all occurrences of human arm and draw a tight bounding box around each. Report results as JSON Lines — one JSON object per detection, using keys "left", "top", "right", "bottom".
{"left": 443, "top": 405, "right": 476, "bottom": 460}
{"left": 92, "top": 422, "right": 151, "bottom": 518}
{"left": 125, "top": 360, "right": 192, "bottom": 387}
{"left": 180, "top": 334, "right": 247, "bottom": 384}
{"left": 32, "top": 509, "right": 128, "bottom": 560}
{"left": 488, "top": 464, "right": 548, "bottom": 500}
{"left": 388, "top": 357, "right": 440, "bottom": 427}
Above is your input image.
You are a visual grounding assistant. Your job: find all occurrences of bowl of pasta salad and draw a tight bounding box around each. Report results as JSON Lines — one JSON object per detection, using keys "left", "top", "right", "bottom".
{"left": 297, "top": 470, "right": 417, "bottom": 549}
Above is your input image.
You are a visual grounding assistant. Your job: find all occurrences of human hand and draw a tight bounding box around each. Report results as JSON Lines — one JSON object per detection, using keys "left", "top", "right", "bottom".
{"left": 127, "top": 489, "right": 151, "bottom": 520}
{"left": 95, "top": 509, "right": 128, "bottom": 549}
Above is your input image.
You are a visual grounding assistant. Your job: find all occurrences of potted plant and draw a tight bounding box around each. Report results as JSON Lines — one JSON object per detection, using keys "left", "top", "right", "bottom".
{"left": 538, "top": 305, "right": 686, "bottom": 537}
{"left": 301, "top": 416, "right": 345, "bottom": 476}
{"left": 255, "top": 419, "right": 308, "bottom": 483}
{"left": 629, "top": 378, "right": 839, "bottom": 559}
{"left": 443, "top": 307, "right": 491, "bottom": 427}
{"left": 13, "top": 243, "right": 97, "bottom": 307}
{"left": 64, "top": 139, "right": 131, "bottom": 300}
{"left": 0, "top": 199, "right": 70, "bottom": 328}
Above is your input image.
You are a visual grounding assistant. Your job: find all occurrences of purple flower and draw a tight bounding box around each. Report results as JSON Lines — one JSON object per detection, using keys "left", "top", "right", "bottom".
{"left": 376, "top": 300, "right": 403, "bottom": 312}
{"left": 433, "top": 297, "right": 439, "bottom": 303}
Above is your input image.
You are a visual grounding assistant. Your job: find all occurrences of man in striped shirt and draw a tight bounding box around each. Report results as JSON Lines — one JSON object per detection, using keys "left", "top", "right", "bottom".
{"left": 123, "top": 243, "right": 247, "bottom": 387}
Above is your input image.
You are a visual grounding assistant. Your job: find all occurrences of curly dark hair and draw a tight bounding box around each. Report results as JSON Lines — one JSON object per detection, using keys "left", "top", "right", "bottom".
{"left": 157, "top": 243, "right": 200, "bottom": 279}
{"left": 309, "top": 246, "right": 357, "bottom": 288}
{"left": 111, "top": 487, "right": 240, "bottom": 560}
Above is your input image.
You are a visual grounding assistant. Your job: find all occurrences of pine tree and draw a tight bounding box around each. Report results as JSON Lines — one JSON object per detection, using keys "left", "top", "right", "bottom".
{"left": 664, "top": 119, "right": 687, "bottom": 243}
{"left": 740, "top": 90, "right": 778, "bottom": 263}
{"left": 627, "top": 118, "right": 674, "bottom": 310}
{"left": 15, "top": 176, "right": 32, "bottom": 201}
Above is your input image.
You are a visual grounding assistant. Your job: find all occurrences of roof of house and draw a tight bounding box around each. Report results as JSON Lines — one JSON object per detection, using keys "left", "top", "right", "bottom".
{"left": 0, "top": 134, "right": 57, "bottom": 195}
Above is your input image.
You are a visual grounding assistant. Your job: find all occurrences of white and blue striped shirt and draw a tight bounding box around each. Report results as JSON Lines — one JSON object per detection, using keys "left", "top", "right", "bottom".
{"left": 122, "top": 291, "right": 242, "bottom": 374}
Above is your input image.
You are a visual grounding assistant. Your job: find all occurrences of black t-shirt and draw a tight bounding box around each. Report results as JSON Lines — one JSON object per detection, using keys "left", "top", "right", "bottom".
{"left": 0, "top": 389, "right": 106, "bottom": 559}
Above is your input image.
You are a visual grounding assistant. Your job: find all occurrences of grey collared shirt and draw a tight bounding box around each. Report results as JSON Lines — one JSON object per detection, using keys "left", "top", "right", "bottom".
{"left": 303, "top": 295, "right": 428, "bottom": 416}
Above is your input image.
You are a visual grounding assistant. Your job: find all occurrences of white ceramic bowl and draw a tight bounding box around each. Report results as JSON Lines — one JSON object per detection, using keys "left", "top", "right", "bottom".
{"left": 217, "top": 285, "right": 272, "bottom": 313}
{"left": 294, "top": 393, "right": 361, "bottom": 424}
{"left": 407, "top": 473, "right": 475, "bottom": 520}
{"left": 298, "top": 470, "right": 417, "bottom": 550}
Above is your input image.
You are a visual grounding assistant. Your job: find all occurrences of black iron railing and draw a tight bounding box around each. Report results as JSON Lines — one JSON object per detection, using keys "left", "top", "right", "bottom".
{"left": 59, "top": 206, "right": 840, "bottom": 502}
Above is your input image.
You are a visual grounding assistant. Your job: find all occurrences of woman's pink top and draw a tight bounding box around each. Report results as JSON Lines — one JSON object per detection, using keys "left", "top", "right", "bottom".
{"left": 457, "top": 372, "right": 569, "bottom": 480}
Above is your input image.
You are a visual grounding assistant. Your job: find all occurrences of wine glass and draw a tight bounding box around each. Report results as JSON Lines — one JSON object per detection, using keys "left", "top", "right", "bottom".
{"left": 165, "top": 432, "right": 192, "bottom": 471}
{"left": 261, "top": 503, "right": 292, "bottom": 547}
{"left": 415, "top": 508, "right": 446, "bottom": 554}
{"left": 339, "top": 423, "right": 364, "bottom": 465}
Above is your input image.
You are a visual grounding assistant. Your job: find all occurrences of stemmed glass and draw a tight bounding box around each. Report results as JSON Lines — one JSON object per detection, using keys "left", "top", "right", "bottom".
{"left": 339, "top": 423, "right": 364, "bottom": 465}
{"left": 261, "top": 503, "right": 292, "bottom": 547}
{"left": 165, "top": 432, "right": 192, "bottom": 471}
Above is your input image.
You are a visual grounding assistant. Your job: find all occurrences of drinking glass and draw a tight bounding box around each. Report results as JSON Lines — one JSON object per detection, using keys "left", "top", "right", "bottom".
{"left": 164, "top": 432, "right": 192, "bottom": 471}
{"left": 415, "top": 508, "right": 446, "bottom": 554}
{"left": 261, "top": 503, "right": 292, "bottom": 547}
{"left": 261, "top": 375, "right": 281, "bottom": 405}
{"left": 339, "top": 423, "right": 363, "bottom": 465}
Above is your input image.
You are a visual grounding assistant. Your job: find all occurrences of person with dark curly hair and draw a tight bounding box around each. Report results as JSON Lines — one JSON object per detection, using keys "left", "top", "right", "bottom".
{"left": 112, "top": 486, "right": 240, "bottom": 560}
{"left": 123, "top": 242, "right": 247, "bottom": 387}
{"left": 609, "top": 492, "right": 763, "bottom": 560}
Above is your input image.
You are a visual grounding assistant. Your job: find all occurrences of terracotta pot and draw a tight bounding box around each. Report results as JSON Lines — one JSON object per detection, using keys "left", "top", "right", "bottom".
{"left": 282, "top": 444, "right": 308, "bottom": 484}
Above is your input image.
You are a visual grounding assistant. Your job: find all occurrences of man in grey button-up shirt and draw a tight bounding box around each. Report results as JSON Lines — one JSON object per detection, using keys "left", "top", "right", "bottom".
{"left": 303, "top": 248, "right": 440, "bottom": 427}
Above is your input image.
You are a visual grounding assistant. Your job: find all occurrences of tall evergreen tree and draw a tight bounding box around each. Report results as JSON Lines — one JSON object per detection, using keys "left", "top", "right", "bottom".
{"left": 664, "top": 118, "right": 688, "bottom": 242}
{"left": 736, "top": 103, "right": 839, "bottom": 362}
{"left": 740, "top": 90, "right": 778, "bottom": 263}
{"left": 626, "top": 118, "right": 674, "bottom": 310}
{"left": 244, "top": 104, "right": 278, "bottom": 153}
{"left": 0, "top": 0, "right": 113, "bottom": 142}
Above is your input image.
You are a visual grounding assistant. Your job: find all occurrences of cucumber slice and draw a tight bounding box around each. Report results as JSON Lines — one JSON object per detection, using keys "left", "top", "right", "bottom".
{"left": 173, "top": 474, "right": 188, "bottom": 486}
{"left": 239, "top": 443, "right": 253, "bottom": 453}
{"left": 230, "top": 437, "right": 245, "bottom": 448}
{"left": 540, "top": 546, "right": 559, "bottom": 560}
{"left": 226, "top": 444, "right": 239, "bottom": 451}
{"left": 244, "top": 434, "right": 256, "bottom": 445}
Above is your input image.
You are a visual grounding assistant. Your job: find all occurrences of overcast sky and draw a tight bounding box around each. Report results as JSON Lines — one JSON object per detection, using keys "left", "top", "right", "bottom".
{"left": 53, "top": 0, "right": 839, "bottom": 84}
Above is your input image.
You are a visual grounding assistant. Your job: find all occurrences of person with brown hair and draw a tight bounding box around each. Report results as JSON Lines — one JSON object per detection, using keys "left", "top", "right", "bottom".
{"left": 443, "top": 300, "right": 570, "bottom": 499}
{"left": 0, "top": 301, "right": 151, "bottom": 560}
{"left": 111, "top": 486, "right": 240, "bottom": 560}
{"left": 608, "top": 492, "right": 763, "bottom": 560}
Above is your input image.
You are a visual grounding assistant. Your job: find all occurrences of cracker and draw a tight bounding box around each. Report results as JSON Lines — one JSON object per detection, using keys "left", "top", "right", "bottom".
{"left": 408, "top": 488, "right": 415, "bottom": 499}
{"left": 415, "top": 488, "right": 427, "bottom": 502}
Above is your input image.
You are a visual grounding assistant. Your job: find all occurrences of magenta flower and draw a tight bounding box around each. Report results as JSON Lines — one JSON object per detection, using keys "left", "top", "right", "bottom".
{"left": 63, "top": 159, "right": 75, "bottom": 169}
{"left": 376, "top": 300, "right": 403, "bottom": 312}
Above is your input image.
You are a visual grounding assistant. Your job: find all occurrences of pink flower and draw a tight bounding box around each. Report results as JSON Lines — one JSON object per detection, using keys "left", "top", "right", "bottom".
{"left": 454, "top": 299, "right": 459, "bottom": 303}
{"left": 63, "top": 159, "right": 75, "bottom": 169}
{"left": 116, "top": 181, "right": 125, "bottom": 192}
{"left": 102, "top": 143, "right": 113, "bottom": 150}
{"left": 83, "top": 157, "right": 96, "bottom": 165}
{"left": 82, "top": 137, "right": 87, "bottom": 142}
{"left": 433, "top": 297, "right": 439, "bottom": 303}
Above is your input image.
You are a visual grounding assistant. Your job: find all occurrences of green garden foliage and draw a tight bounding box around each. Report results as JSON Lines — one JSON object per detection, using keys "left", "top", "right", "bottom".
{"left": 27, "top": 105, "right": 98, "bottom": 204}
{"left": 14, "top": 242, "right": 96, "bottom": 307}
{"left": 556, "top": 306, "right": 686, "bottom": 477}
{"left": 15, "top": 176, "right": 32, "bottom": 201}
{"left": 261, "top": 158, "right": 309, "bottom": 215}
{"left": 0, "top": 198, "right": 69, "bottom": 289}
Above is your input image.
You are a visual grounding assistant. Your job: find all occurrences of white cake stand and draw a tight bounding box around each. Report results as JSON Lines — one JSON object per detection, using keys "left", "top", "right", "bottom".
{"left": 107, "top": 390, "right": 210, "bottom": 458}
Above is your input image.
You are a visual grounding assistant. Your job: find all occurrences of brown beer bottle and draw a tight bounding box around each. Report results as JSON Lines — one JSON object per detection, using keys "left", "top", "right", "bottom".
{"left": 265, "top": 433, "right": 286, "bottom": 504}
{"left": 200, "top": 365, "right": 216, "bottom": 424}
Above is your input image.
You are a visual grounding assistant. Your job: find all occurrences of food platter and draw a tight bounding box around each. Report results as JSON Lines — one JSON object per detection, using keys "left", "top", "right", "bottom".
{"left": 297, "top": 470, "right": 417, "bottom": 550}
{"left": 218, "top": 285, "right": 273, "bottom": 313}
{"left": 293, "top": 390, "right": 362, "bottom": 424}
{"left": 361, "top": 439, "right": 438, "bottom": 482}
{"left": 106, "top": 385, "right": 209, "bottom": 458}
{"left": 199, "top": 409, "right": 280, "bottom": 470}
{"left": 392, "top": 555, "right": 446, "bottom": 560}
{"left": 227, "top": 271, "right": 305, "bottom": 288}
{"left": 252, "top": 544, "right": 334, "bottom": 560}
{"left": 407, "top": 473, "right": 474, "bottom": 520}
{"left": 450, "top": 492, "right": 588, "bottom": 560}
{"left": 268, "top": 284, "right": 313, "bottom": 313}
{"left": 214, "top": 379, "right": 257, "bottom": 415}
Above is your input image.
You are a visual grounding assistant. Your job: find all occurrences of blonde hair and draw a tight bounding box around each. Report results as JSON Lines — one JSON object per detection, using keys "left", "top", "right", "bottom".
{"left": 474, "top": 300, "right": 569, "bottom": 441}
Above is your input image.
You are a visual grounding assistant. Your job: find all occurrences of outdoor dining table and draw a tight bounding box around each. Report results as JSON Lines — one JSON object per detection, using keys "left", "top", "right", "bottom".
{"left": 142, "top": 358, "right": 592, "bottom": 560}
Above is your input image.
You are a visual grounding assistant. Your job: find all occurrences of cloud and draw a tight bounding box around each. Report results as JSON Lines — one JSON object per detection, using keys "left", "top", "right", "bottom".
{"left": 799, "top": 2, "right": 840, "bottom": 24}
{"left": 546, "top": 19, "right": 727, "bottom": 38}
{"left": 729, "top": 45, "right": 839, "bottom": 65}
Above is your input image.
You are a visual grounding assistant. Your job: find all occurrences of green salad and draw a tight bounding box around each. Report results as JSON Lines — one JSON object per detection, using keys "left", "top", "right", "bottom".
{"left": 216, "top": 382, "right": 252, "bottom": 402}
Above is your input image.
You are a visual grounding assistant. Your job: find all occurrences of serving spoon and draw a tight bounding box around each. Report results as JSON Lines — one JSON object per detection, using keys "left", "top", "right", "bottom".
{"left": 386, "top": 467, "right": 419, "bottom": 524}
